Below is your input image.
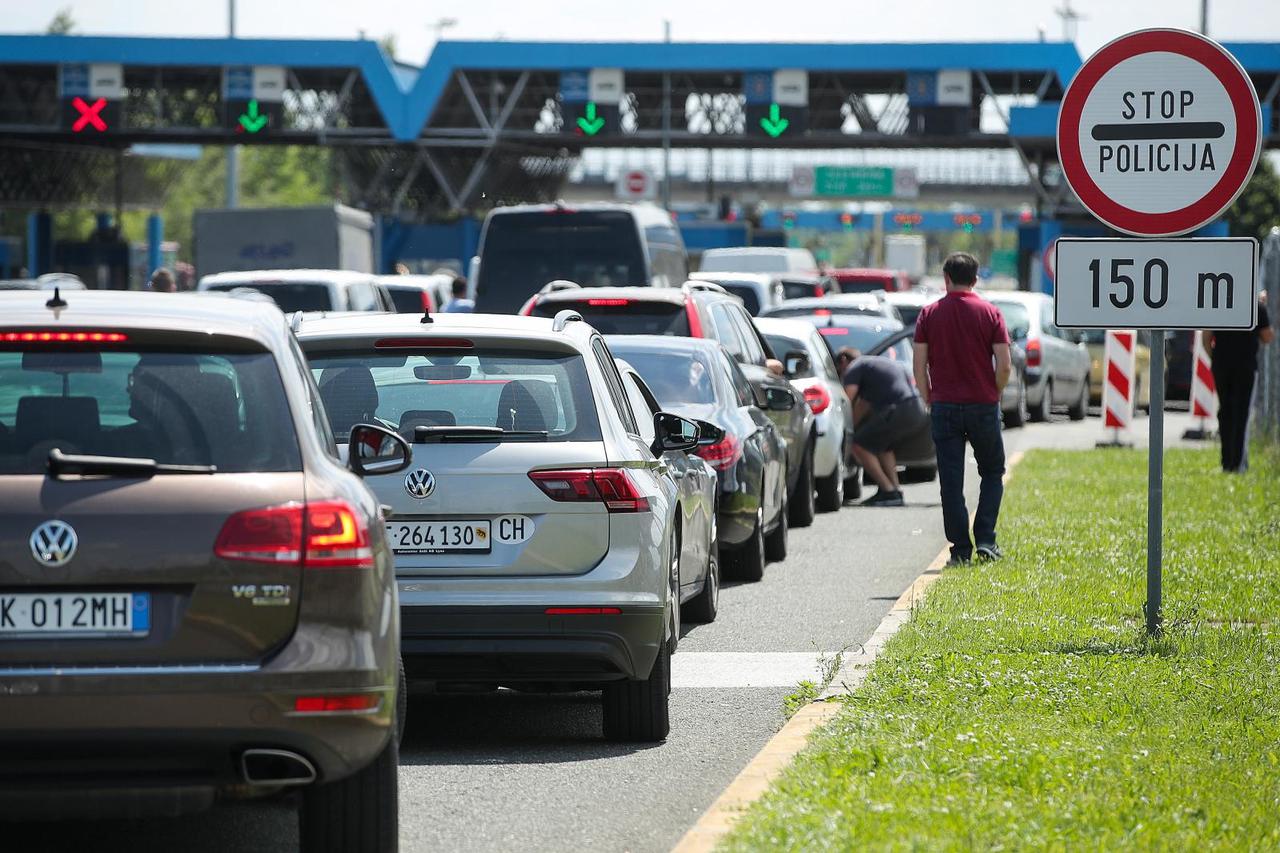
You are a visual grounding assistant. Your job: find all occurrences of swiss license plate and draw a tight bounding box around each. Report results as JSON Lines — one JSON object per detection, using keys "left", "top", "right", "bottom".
{"left": 0, "top": 592, "right": 150, "bottom": 637}
{"left": 387, "top": 521, "right": 491, "bottom": 554}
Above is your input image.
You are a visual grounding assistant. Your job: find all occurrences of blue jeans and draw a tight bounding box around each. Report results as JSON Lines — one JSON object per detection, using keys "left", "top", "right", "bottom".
{"left": 930, "top": 403, "right": 1006, "bottom": 560}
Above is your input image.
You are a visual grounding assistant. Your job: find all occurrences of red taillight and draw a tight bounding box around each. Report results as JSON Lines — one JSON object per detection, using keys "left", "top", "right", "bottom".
{"left": 215, "top": 501, "right": 371, "bottom": 568}
{"left": 375, "top": 337, "right": 474, "bottom": 349}
{"left": 528, "top": 468, "right": 651, "bottom": 512}
{"left": 587, "top": 298, "right": 631, "bottom": 306}
{"left": 694, "top": 432, "right": 743, "bottom": 471}
{"left": 686, "top": 300, "right": 704, "bottom": 336}
{"left": 819, "top": 327, "right": 848, "bottom": 336}
{"left": 0, "top": 330, "right": 128, "bottom": 343}
{"left": 293, "top": 694, "right": 381, "bottom": 713}
{"left": 802, "top": 382, "right": 831, "bottom": 414}
{"left": 305, "top": 500, "right": 374, "bottom": 568}
{"left": 814, "top": 309, "right": 832, "bottom": 316}
{"left": 1025, "top": 338, "right": 1042, "bottom": 368}
{"left": 544, "top": 607, "right": 622, "bottom": 615}
{"left": 214, "top": 504, "right": 303, "bottom": 564}
{"left": 814, "top": 285, "right": 824, "bottom": 297}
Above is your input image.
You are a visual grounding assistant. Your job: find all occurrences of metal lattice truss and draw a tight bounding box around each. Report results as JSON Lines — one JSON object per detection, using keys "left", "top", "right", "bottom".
{"left": 0, "top": 140, "right": 188, "bottom": 209}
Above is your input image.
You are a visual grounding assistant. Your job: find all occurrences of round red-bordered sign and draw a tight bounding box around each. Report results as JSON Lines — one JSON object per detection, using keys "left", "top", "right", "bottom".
{"left": 1057, "top": 28, "right": 1262, "bottom": 237}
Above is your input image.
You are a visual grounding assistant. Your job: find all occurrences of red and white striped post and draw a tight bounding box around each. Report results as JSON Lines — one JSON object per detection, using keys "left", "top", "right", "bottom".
{"left": 1098, "top": 329, "right": 1136, "bottom": 448}
{"left": 1183, "top": 330, "right": 1218, "bottom": 440}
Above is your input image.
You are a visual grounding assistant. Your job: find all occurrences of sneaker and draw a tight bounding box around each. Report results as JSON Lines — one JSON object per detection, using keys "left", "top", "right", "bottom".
{"left": 945, "top": 555, "right": 971, "bottom": 567}
{"left": 860, "top": 489, "right": 905, "bottom": 507}
{"left": 976, "top": 543, "right": 1003, "bottom": 562}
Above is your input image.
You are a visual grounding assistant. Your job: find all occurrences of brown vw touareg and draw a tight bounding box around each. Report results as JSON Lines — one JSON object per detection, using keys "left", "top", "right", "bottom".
{"left": 0, "top": 290, "right": 410, "bottom": 852}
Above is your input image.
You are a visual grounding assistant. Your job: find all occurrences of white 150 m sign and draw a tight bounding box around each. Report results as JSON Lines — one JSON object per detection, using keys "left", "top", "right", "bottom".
{"left": 1054, "top": 238, "right": 1258, "bottom": 330}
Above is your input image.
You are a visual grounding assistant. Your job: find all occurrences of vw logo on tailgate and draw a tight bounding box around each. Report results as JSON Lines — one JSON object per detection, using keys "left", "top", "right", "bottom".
{"left": 30, "top": 520, "right": 78, "bottom": 567}
{"left": 404, "top": 469, "right": 436, "bottom": 500}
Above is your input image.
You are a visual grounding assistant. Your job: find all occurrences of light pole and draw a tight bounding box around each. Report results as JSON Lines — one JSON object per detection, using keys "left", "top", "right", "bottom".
{"left": 661, "top": 20, "right": 672, "bottom": 211}
{"left": 225, "top": 0, "right": 239, "bottom": 209}
{"left": 427, "top": 17, "right": 458, "bottom": 54}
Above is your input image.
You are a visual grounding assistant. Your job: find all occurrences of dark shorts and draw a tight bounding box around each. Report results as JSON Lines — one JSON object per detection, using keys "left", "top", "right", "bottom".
{"left": 852, "top": 397, "right": 929, "bottom": 454}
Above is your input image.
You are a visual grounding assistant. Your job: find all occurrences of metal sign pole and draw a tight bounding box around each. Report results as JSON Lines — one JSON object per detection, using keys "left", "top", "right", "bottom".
{"left": 1145, "top": 332, "right": 1166, "bottom": 635}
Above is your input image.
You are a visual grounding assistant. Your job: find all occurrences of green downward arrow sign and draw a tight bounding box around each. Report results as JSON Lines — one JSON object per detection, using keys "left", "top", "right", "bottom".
{"left": 576, "top": 101, "right": 606, "bottom": 136}
{"left": 759, "top": 103, "right": 789, "bottom": 138}
{"left": 239, "top": 99, "right": 268, "bottom": 134}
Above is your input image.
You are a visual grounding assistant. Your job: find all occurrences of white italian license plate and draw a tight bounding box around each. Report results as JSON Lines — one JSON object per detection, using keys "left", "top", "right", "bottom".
{"left": 0, "top": 592, "right": 150, "bottom": 637}
{"left": 387, "top": 521, "right": 491, "bottom": 554}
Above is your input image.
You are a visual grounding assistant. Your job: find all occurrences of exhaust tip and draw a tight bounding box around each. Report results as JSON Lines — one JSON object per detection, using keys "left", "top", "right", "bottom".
{"left": 241, "top": 749, "right": 317, "bottom": 786}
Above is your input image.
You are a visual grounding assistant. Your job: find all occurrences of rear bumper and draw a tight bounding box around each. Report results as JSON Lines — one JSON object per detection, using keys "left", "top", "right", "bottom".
{"left": 812, "top": 412, "right": 843, "bottom": 478}
{"left": 400, "top": 604, "right": 665, "bottom": 684}
{"left": 0, "top": 667, "right": 394, "bottom": 819}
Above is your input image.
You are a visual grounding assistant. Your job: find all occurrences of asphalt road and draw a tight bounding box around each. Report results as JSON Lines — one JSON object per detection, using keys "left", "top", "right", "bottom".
{"left": 5, "top": 409, "right": 1200, "bottom": 852}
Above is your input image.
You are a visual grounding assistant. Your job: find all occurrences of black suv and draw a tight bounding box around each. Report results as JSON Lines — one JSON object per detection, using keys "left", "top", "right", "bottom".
{"left": 0, "top": 290, "right": 411, "bottom": 852}
{"left": 526, "top": 283, "right": 818, "bottom": 528}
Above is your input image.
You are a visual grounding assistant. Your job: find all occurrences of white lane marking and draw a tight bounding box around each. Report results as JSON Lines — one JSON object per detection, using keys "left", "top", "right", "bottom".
{"left": 671, "top": 652, "right": 825, "bottom": 689}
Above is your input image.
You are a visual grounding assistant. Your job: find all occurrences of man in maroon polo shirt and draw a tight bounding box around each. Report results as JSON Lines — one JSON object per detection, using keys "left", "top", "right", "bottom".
{"left": 912, "top": 253, "right": 1012, "bottom": 565}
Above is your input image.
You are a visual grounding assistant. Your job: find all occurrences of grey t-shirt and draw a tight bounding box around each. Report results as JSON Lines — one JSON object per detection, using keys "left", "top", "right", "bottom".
{"left": 842, "top": 355, "right": 917, "bottom": 407}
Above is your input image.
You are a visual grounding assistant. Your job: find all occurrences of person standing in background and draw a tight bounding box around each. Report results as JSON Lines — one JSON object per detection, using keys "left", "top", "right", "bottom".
{"left": 147, "top": 268, "right": 176, "bottom": 293}
{"left": 1207, "top": 294, "right": 1274, "bottom": 473}
{"left": 912, "top": 253, "right": 1012, "bottom": 566}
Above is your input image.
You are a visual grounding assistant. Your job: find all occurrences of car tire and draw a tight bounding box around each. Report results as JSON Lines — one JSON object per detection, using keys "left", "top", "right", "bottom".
{"left": 764, "top": 497, "right": 788, "bottom": 562}
{"left": 787, "top": 444, "right": 816, "bottom": 528}
{"left": 684, "top": 518, "right": 719, "bottom": 624}
{"left": 731, "top": 504, "right": 766, "bottom": 583}
{"left": 1004, "top": 377, "right": 1028, "bottom": 428}
{"left": 601, "top": 636, "right": 671, "bottom": 742}
{"left": 815, "top": 450, "right": 845, "bottom": 513}
{"left": 844, "top": 466, "right": 863, "bottom": 501}
{"left": 299, "top": 724, "right": 398, "bottom": 853}
{"left": 1029, "top": 379, "right": 1052, "bottom": 422}
{"left": 1068, "top": 378, "right": 1089, "bottom": 421}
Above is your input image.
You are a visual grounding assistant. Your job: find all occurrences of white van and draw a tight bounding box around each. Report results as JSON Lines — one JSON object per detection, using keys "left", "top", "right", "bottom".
{"left": 698, "top": 247, "right": 818, "bottom": 276}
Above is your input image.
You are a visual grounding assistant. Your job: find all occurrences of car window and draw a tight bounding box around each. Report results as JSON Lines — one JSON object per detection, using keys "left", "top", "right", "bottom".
{"left": 346, "top": 281, "right": 380, "bottom": 312}
{"left": 621, "top": 372, "right": 657, "bottom": 447}
{"left": 206, "top": 282, "right": 332, "bottom": 312}
{"left": 721, "top": 283, "right": 761, "bottom": 315}
{"left": 0, "top": 348, "right": 302, "bottom": 474}
{"left": 722, "top": 353, "right": 758, "bottom": 408}
{"left": 812, "top": 332, "right": 841, "bottom": 382}
{"left": 609, "top": 346, "right": 717, "bottom": 407}
{"left": 991, "top": 301, "right": 1030, "bottom": 342}
{"left": 286, "top": 330, "right": 338, "bottom": 457}
{"left": 1039, "top": 299, "right": 1060, "bottom": 338}
{"left": 731, "top": 307, "right": 768, "bottom": 364}
{"left": 591, "top": 338, "right": 640, "bottom": 436}
{"left": 531, "top": 299, "right": 690, "bottom": 335}
{"left": 306, "top": 348, "right": 601, "bottom": 443}
{"left": 387, "top": 287, "right": 427, "bottom": 313}
{"left": 763, "top": 334, "right": 813, "bottom": 378}
{"left": 709, "top": 304, "right": 747, "bottom": 360}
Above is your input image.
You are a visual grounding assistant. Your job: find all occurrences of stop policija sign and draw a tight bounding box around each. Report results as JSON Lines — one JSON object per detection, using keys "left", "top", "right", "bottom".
{"left": 1058, "top": 29, "right": 1262, "bottom": 237}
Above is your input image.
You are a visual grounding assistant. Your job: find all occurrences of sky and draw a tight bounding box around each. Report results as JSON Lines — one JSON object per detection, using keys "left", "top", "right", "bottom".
{"left": 6, "top": 0, "right": 1280, "bottom": 64}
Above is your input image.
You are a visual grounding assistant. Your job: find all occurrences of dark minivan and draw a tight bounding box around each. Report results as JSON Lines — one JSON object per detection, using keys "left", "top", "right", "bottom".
{"left": 471, "top": 202, "right": 688, "bottom": 314}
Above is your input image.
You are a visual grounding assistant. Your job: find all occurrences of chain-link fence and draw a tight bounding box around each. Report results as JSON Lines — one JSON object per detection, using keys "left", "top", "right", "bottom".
{"left": 1257, "top": 227, "right": 1280, "bottom": 442}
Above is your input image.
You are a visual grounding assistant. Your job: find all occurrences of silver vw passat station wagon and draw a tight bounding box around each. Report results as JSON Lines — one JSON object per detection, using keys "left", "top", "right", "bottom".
{"left": 296, "top": 310, "right": 700, "bottom": 742}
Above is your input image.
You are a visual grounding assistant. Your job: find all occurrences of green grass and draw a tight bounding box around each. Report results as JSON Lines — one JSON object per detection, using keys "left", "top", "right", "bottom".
{"left": 724, "top": 444, "right": 1280, "bottom": 851}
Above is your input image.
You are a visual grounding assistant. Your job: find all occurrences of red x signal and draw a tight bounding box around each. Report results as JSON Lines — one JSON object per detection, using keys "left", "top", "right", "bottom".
{"left": 72, "top": 96, "right": 108, "bottom": 132}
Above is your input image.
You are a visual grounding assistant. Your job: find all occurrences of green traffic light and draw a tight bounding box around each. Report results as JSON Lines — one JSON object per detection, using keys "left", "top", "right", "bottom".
{"left": 759, "top": 103, "right": 789, "bottom": 138}
{"left": 239, "top": 99, "right": 267, "bottom": 134}
{"left": 576, "top": 102, "right": 605, "bottom": 136}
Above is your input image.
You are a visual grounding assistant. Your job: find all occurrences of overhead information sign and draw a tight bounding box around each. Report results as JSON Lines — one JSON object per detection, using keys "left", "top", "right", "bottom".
{"left": 60, "top": 63, "right": 124, "bottom": 133}
{"left": 789, "top": 165, "right": 919, "bottom": 198}
{"left": 1057, "top": 28, "right": 1262, "bottom": 237}
{"left": 746, "top": 69, "right": 807, "bottom": 139}
{"left": 223, "top": 66, "right": 286, "bottom": 135}
{"left": 1055, "top": 237, "right": 1258, "bottom": 330}
{"left": 560, "top": 68, "right": 622, "bottom": 137}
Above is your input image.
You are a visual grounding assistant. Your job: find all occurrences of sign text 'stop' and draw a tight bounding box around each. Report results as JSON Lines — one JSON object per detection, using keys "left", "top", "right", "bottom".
{"left": 1057, "top": 29, "right": 1261, "bottom": 237}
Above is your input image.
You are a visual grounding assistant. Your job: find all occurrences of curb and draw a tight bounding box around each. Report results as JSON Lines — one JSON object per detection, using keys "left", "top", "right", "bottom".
{"left": 671, "top": 449, "right": 1026, "bottom": 853}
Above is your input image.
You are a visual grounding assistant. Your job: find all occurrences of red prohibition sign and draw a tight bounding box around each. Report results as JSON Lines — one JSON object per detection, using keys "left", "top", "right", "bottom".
{"left": 72, "top": 96, "right": 108, "bottom": 132}
{"left": 1057, "top": 28, "right": 1262, "bottom": 237}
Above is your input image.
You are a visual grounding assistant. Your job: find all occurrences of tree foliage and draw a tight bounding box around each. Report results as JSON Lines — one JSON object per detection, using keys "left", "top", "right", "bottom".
{"left": 46, "top": 8, "right": 75, "bottom": 35}
{"left": 1226, "top": 155, "right": 1280, "bottom": 244}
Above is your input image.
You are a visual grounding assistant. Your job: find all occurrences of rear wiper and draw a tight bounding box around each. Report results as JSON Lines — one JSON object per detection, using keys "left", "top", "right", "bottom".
{"left": 47, "top": 448, "right": 217, "bottom": 478}
{"left": 413, "top": 425, "right": 549, "bottom": 443}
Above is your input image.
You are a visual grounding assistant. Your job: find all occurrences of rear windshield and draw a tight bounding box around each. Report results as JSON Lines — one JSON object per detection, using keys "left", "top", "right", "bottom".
{"left": 0, "top": 348, "right": 301, "bottom": 474}
{"left": 805, "top": 321, "right": 901, "bottom": 356}
{"left": 532, "top": 301, "right": 690, "bottom": 336}
{"left": 835, "top": 274, "right": 891, "bottom": 294}
{"left": 762, "top": 334, "right": 814, "bottom": 378}
{"left": 607, "top": 347, "right": 717, "bottom": 407}
{"left": 699, "top": 253, "right": 788, "bottom": 273}
{"left": 476, "top": 211, "right": 647, "bottom": 313}
{"left": 306, "top": 350, "right": 601, "bottom": 443}
{"left": 386, "top": 288, "right": 427, "bottom": 313}
{"left": 990, "top": 301, "right": 1030, "bottom": 341}
{"left": 206, "top": 282, "right": 332, "bottom": 313}
{"left": 767, "top": 304, "right": 880, "bottom": 319}
{"left": 779, "top": 280, "right": 820, "bottom": 300}
{"left": 720, "top": 284, "right": 761, "bottom": 315}
{"left": 894, "top": 304, "right": 924, "bottom": 327}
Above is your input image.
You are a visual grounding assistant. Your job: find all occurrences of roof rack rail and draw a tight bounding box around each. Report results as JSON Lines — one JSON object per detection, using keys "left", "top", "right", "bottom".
{"left": 552, "top": 309, "right": 583, "bottom": 333}
{"left": 683, "top": 280, "right": 728, "bottom": 295}
{"left": 539, "top": 279, "right": 581, "bottom": 294}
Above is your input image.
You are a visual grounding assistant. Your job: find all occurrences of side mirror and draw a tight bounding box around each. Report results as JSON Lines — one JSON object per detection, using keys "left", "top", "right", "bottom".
{"left": 651, "top": 412, "right": 700, "bottom": 455}
{"left": 783, "top": 349, "right": 810, "bottom": 377}
{"left": 694, "top": 419, "right": 726, "bottom": 446}
{"left": 348, "top": 423, "right": 413, "bottom": 477}
{"left": 764, "top": 386, "right": 797, "bottom": 411}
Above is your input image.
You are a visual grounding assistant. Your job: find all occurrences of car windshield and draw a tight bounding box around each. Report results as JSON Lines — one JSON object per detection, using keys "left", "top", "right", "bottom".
{"left": 306, "top": 349, "right": 601, "bottom": 443}
{"left": 205, "top": 282, "right": 332, "bottom": 312}
{"left": 607, "top": 346, "right": 717, "bottom": 406}
{"left": 990, "top": 301, "right": 1031, "bottom": 341}
{"left": 794, "top": 318, "right": 903, "bottom": 356}
{"left": 476, "top": 211, "right": 647, "bottom": 313}
{"left": 531, "top": 300, "right": 690, "bottom": 335}
{"left": 0, "top": 348, "right": 300, "bottom": 474}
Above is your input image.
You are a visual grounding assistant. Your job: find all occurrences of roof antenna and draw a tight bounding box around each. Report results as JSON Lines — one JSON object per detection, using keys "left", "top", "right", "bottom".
{"left": 420, "top": 308, "right": 434, "bottom": 324}
{"left": 45, "top": 287, "right": 67, "bottom": 309}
